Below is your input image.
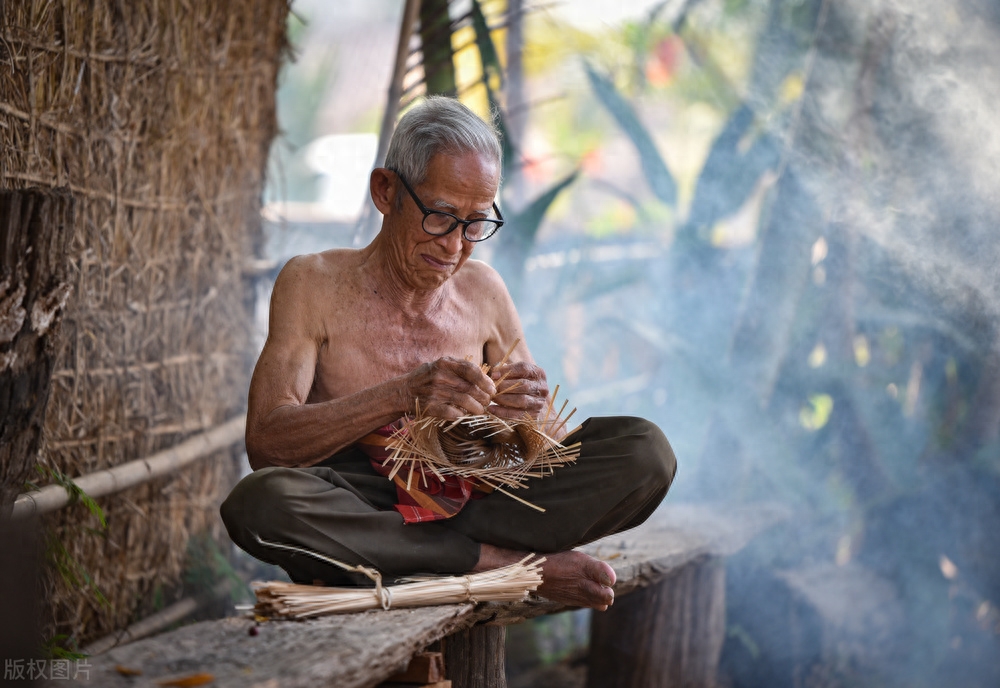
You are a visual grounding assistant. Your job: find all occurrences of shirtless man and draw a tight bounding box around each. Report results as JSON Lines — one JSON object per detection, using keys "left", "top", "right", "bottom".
{"left": 221, "top": 97, "right": 676, "bottom": 610}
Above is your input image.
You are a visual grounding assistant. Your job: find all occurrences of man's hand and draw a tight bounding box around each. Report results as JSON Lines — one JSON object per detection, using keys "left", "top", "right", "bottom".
{"left": 406, "top": 357, "right": 496, "bottom": 419}
{"left": 488, "top": 362, "right": 549, "bottom": 420}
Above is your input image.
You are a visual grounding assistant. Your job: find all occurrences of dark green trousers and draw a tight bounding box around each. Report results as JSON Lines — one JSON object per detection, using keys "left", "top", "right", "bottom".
{"left": 221, "top": 416, "right": 676, "bottom": 586}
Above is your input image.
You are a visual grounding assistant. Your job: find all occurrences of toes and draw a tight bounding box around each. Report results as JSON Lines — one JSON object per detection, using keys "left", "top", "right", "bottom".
{"left": 579, "top": 578, "right": 614, "bottom": 607}
{"left": 583, "top": 558, "right": 616, "bottom": 587}
{"left": 536, "top": 552, "right": 618, "bottom": 610}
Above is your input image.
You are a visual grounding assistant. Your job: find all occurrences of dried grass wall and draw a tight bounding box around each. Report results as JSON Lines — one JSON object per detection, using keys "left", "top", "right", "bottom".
{"left": 0, "top": 0, "right": 289, "bottom": 645}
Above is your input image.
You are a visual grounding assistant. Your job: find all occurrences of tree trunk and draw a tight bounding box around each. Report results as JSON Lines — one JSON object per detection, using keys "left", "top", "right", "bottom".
{"left": 0, "top": 188, "right": 74, "bottom": 515}
{"left": 443, "top": 624, "right": 506, "bottom": 688}
{"left": 727, "top": 168, "right": 820, "bottom": 405}
{"left": 420, "top": 0, "right": 457, "bottom": 97}
{"left": 504, "top": 0, "right": 526, "bottom": 211}
{"left": 588, "top": 555, "right": 726, "bottom": 688}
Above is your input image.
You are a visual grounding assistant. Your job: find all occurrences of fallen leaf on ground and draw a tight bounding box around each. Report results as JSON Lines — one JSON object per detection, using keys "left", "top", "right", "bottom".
{"left": 156, "top": 672, "right": 215, "bottom": 687}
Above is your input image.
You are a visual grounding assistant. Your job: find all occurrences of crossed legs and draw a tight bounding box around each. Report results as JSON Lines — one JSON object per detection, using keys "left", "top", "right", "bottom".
{"left": 221, "top": 416, "right": 676, "bottom": 607}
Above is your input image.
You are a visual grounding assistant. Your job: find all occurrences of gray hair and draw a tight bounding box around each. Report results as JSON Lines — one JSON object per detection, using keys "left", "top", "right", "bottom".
{"left": 384, "top": 96, "right": 503, "bottom": 188}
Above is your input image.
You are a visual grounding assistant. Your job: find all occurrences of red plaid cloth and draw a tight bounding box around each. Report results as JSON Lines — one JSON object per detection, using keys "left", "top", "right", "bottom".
{"left": 356, "top": 419, "right": 487, "bottom": 523}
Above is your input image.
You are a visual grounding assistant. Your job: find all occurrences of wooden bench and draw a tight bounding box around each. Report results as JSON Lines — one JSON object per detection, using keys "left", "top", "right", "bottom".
{"left": 59, "top": 503, "right": 785, "bottom": 688}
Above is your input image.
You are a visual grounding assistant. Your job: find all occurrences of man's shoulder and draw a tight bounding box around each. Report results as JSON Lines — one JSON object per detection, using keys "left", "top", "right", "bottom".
{"left": 281, "top": 249, "right": 358, "bottom": 274}
{"left": 453, "top": 260, "right": 517, "bottom": 322}
{"left": 456, "top": 258, "right": 507, "bottom": 291}
{"left": 276, "top": 249, "right": 360, "bottom": 288}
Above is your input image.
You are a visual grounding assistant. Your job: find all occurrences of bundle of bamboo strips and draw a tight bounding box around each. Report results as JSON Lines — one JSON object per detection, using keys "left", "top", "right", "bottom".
{"left": 253, "top": 557, "right": 544, "bottom": 618}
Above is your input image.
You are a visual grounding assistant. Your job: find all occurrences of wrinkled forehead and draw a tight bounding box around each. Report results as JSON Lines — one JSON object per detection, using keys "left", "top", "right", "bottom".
{"left": 422, "top": 150, "right": 501, "bottom": 201}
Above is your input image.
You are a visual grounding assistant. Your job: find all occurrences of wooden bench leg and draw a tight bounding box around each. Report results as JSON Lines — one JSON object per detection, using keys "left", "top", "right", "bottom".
{"left": 587, "top": 555, "right": 726, "bottom": 688}
{"left": 442, "top": 624, "right": 506, "bottom": 688}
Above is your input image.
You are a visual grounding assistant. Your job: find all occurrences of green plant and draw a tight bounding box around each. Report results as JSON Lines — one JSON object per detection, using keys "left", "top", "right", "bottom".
{"left": 32, "top": 465, "right": 107, "bottom": 528}
{"left": 44, "top": 530, "right": 109, "bottom": 611}
{"left": 22, "top": 466, "right": 110, "bottom": 659}
{"left": 42, "top": 633, "right": 87, "bottom": 661}
{"left": 184, "top": 532, "right": 252, "bottom": 605}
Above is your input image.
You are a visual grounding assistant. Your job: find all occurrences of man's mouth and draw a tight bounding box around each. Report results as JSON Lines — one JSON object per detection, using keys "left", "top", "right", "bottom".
{"left": 422, "top": 254, "right": 454, "bottom": 270}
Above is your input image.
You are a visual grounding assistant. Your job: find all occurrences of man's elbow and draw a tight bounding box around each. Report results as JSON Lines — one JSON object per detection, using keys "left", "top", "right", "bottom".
{"left": 246, "top": 452, "right": 270, "bottom": 472}
{"left": 245, "top": 427, "right": 277, "bottom": 471}
{"left": 246, "top": 426, "right": 311, "bottom": 470}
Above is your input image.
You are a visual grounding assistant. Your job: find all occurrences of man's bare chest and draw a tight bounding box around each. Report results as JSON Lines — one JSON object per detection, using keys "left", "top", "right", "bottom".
{"left": 311, "top": 293, "right": 489, "bottom": 398}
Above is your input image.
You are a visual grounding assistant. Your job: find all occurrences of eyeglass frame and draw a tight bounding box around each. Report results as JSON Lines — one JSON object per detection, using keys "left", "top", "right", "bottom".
{"left": 388, "top": 168, "right": 505, "bottom": 242}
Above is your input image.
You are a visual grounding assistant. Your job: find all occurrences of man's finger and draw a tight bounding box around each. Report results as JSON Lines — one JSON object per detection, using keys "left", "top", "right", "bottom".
{"left": 489, "top": 404, "right": 536, "bottom": 421}
{"left": 491, "top": 391, "right": 535, "bottom": 408}
{"left": 442, "top": 358, "right": 497, "bottom": 396}
{"left": 489, "top": 362, "right": 541, "bottom": 380}
{"left": 446, "top": 377, "right": 492, "bottom": 409}
{"left": 449, "top": 391, "right": 488, "bottom": 416}
{"left": 425, "top": 401, "right": 464, "bottom": 420}
{"left": 495, "top": 378, "right": 547, "bottom": 398}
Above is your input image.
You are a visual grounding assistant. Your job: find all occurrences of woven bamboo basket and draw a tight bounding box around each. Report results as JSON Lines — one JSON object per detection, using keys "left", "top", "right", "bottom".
{"left": 386, "top": 345, "right": 581, "bottom": 510}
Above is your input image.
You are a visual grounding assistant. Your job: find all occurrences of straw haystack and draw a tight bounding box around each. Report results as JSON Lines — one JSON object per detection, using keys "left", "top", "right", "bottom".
{"left": 0, "top": 0, "right": 289, "bottom": 646}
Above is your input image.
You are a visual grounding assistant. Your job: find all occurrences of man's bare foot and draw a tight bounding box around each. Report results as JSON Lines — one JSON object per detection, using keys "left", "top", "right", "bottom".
{"left": 473, "top": 544, "right": 616, "bottom": 611}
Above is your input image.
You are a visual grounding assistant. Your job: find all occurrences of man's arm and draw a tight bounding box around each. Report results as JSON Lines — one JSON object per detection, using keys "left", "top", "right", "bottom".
{"left": 246, "top": 256, "right": 497, "bottom": 470}
{"left": 478, "top": 265, "right": 550, "bottom": 422}
{"left": 245, "top": 256, "right": 402, "bottom": 469}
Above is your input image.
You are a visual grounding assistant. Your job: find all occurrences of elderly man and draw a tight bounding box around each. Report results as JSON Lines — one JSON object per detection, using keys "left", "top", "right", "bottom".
{"left": 221, "top": 97, "right": 676, "bottom": 610}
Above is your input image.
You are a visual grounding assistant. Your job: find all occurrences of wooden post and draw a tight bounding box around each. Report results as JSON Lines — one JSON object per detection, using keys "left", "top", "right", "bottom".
{"left": 443, "top": 624, "right": 506, "bottom": 688}
{"left": 587, "top": 555, "right": 726, "bottom": 688}
{"left": 376, "top": 0, "right": 422, "bottom": 169}
{"left": 0, "top": 516, "right": 42, "bottom": 681}
{"left": 0, "top": 188, "right": 73, "bottom": 515}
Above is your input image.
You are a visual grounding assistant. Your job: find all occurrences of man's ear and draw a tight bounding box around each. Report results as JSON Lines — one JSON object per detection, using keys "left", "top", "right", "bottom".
{"left": 370, "top": 167, "right": 396, "bottom": 215}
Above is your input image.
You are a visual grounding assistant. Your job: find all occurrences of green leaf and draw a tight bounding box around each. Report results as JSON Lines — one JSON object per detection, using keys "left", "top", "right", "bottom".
{"left": 43, "top": 634, "right": 87, "bottom": 661}
{"left": 470, "top": 0, "right": 502, "bottom": 89}
{"left": 727, "top": 624, "right": 761, "bottom": 660}
{"left": 37, "top": 465, "right": 107, "bottom": 529}
{"left": 44, "top": 531, "right": 109, "bottom": 610}
{"left": 493, "top": 169, "right": 580, "bottom": 299}
{"left": 583, "top": 60, "right": 677, "bottom": 207}
{"left": 420, "top": 0, "right": 457, "bottom": 96}
{"left": 681, "top": 103, "right": 780, "bottom": 240}
{"left": 509, "top": 169, "right": 580, "bottom": 250}
{"left": 482, "top": 77, "right": 518, "bottom": 185}
{"left": 470, "top": 1, "right": 518, "bottom": 183}
{"left": 800, "top": 394, "right": 835, "bottom": 431}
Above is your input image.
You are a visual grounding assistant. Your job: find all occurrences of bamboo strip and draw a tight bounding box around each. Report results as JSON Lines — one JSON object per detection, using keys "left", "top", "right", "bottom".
{"left": 4, "top": 172, "right": 254, "bottom": 210}
{"left": 11, "top": 415, "right": 246, "bottom": 519}
{"left": 83, "top": 578, "right": 235, "bottom": 656}
{"left": 51, "top": 353, "right": 235, "bottom": 379}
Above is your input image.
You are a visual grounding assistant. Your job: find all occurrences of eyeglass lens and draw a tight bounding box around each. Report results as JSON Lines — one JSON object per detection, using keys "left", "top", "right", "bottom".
{"left": 422, "top": 213, "right": 498, "bottom": 241}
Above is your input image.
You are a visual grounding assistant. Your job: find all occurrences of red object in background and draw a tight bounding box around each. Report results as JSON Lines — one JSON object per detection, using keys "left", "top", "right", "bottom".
{"left": 646, "top": 35, "right": 684, "bottom": 86}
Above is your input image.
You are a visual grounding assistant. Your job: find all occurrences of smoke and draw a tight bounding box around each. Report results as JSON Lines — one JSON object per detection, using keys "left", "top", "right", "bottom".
{"left": 262, "top": 0, "right": 1000, "bottom": 684}
{"left": 513, "top": 0, "right": 1000, "bottom": 685}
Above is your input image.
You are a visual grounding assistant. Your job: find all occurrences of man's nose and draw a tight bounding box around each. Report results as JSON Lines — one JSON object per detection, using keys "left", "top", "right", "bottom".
{"left": 436, "top": 227, "right": 465, "bottom": 254}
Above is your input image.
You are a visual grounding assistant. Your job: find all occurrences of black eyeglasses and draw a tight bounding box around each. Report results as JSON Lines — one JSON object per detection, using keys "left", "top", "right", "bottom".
{"left": 390, "top": 169, "right": 504, "bottom": 242}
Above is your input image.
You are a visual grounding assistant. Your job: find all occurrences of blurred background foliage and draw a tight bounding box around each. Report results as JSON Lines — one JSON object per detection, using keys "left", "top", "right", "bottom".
{"left": 263, "top": 0, "right": 1000, "bottom": 685}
